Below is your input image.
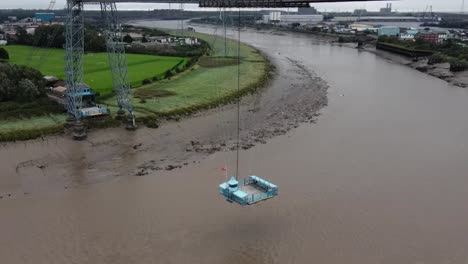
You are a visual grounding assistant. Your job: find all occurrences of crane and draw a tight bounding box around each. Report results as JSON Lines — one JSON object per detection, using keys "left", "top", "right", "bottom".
{"left": 48, "top": 0, "right": 56, "bottom": 10}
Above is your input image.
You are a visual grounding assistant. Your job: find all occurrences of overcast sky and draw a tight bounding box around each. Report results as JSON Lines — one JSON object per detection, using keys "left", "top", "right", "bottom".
{"left": 0, "top": 0, "right": 464, "bottom": 13}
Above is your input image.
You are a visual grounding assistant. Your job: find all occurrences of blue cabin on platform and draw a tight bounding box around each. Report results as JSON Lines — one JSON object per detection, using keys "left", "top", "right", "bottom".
{"left": 68, "top": 83, "right": 109, "bottom": 118}
{"left": 219, "top": 176, "right": 278, "bottom": 205}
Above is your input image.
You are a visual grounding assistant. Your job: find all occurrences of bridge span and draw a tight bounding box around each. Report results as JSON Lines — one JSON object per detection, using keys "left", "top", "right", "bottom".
{"left": 79, "top": 0, "right": 384, "bottom": 8}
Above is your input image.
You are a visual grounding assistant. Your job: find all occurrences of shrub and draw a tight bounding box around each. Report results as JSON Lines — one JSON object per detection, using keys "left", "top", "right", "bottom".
{"left": 0, "top": 47, "right": 9, "bottom": 61}
{"left": 449, "top": 60, "right": 468, "bottom": 72}
{"left": 152, "top": 76, "right": 160, "bottom": 82}
{"left": 428, "top": 54, "right": 446, "bottom": 65}
{"left": 142, "top": 78, "right": 151, "bottom": 85}
{"left": 164, "top": 70, "right": 173, "bottom": 79}
{"left": 0, "top": 98, "right": 63, "bottom": 120}
{"left": 0, "top": 124, "right": 64, "bottom": 142}
{"left": 123, "top": 34, "right": 133, "bottom": 43}
{"left": 0, "top": 63, "right": 46, "bottom": 102}
{"left": 142, "top": 116, "right": 160, "bottom": 128}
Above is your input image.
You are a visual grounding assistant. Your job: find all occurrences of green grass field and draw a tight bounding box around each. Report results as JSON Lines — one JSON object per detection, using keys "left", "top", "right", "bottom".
{"left": 4, "top": 45, "right": 188, "bottom": 95}
{"left": 0, "top": 32, "right": 270, "bottom": 140}
{"left": 105, "top": 31, "right": 269, "bottom": 114}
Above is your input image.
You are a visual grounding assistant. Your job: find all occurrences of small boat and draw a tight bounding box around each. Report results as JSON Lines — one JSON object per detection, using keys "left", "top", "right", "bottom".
{"left": 219, "top": 176, "right": 278, "bottom": 206}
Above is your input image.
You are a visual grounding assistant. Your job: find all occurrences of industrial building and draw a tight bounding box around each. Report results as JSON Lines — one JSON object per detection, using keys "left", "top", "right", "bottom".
{"left": 353, "top": 9, "right": 368, "bottom": 16}
{"left": 416, "top": 31, "right": 448, "bottom": 44}
{"left": 399, "top": 33, "right": 415, "bottom": 41}
{"left": 349, "top": 24, "right": 377, "bottom": 33}
{"left": 34, "top": 13, "right": 55, "bottom": 23}
{"left": 380, "top": 3, "right": 392, "bottom": 15}
{"left": 262, "top": 11, "right": 323, "bottom": 25}
{"left": 332, "top": 16, "right": 418, "bottom": 23}
{"left": 378, "top": 26, "right": 400, "bottom": 36}
{"left": 297, "top": 7, "right": 318, "bottom": 14}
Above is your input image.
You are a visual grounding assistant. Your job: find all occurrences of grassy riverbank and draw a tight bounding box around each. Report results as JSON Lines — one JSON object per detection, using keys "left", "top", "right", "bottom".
{"left": 104, "top": 31, "right": 272, "bottom": 120}
{"left": 3, "top": 45, "right": 188, "bottom": 95}
{"left": 0, "top": 32, "right": 272, "bottom": 141}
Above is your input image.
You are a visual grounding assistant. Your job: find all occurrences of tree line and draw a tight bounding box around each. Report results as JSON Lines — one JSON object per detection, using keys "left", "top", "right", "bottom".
{"left": 9, "top": 24, "right": 106, "bottom": 53}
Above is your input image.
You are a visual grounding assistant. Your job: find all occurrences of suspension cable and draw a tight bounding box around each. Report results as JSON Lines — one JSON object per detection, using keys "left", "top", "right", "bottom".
{"left": 235, "top": 8, "right": 241, "bottom": 180}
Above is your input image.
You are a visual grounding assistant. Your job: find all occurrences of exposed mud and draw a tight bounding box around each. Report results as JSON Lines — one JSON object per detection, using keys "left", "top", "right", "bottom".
{"left": 362, "top": 45, "right": 468, "bottom": 88}
{"left": 0, "top": 30, "right": 328, "bottom": 196}
{"left": 136, "top": 56, "right": 328, "bottom": 176}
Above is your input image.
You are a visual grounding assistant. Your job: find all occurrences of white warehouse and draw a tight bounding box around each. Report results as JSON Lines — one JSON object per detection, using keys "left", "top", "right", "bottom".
{"left": 262, "top": 12, "right": 323, "bottom": 25}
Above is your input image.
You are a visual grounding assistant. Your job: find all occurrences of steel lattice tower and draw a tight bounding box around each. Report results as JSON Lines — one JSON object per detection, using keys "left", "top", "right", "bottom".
{"left": 100, "top": 2, "right": 136, "bottom": 129}
{"left": 65, "top": 1, "right": 86, "bottom": 139}
{"left": 65, "top": 0, "right": 136, "bottom": 139}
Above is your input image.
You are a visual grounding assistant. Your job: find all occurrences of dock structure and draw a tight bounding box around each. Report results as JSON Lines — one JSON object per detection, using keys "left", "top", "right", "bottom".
{"left": 219, "top": 176, "right": 278, "bottom": 205}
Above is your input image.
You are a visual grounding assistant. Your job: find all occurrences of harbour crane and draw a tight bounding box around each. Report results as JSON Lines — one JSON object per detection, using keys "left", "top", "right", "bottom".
{"left": 48, "top": 0, "right": 57, "bottom": 10}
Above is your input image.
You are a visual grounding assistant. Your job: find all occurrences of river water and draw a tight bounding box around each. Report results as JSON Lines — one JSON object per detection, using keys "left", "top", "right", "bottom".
{"left": 1, "top": 21, "right": 468, "bottom": 264}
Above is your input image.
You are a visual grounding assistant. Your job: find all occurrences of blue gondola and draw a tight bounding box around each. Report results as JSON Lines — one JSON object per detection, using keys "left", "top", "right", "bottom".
{"left": 219, "top": 176, "right": 278, "bottom": 205}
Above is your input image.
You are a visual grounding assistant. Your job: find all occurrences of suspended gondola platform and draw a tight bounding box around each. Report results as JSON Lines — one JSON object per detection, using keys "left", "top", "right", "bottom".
{"left": 219, "top": 176, "right": 278, "bottom": 205}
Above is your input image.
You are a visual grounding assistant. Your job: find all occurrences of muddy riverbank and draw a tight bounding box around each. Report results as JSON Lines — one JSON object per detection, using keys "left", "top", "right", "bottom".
{"left": 362, "top": 44, "right": 468, "bottom": 88}
{"left": 0, "top": 22, "right": 328, "bottom": 197}
{"left": 211, "top": 21, "right": 468, "bottom": 89}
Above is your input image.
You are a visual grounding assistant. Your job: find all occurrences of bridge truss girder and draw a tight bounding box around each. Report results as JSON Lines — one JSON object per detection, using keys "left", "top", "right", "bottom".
{"left": 199, "top": 0, "right": 310, "bottom": 7}
{"left": 100, "top": 2, "right": 136, "bottom": 128}
{"left": 65, "top": 0, "right": 85, "bottom": 122}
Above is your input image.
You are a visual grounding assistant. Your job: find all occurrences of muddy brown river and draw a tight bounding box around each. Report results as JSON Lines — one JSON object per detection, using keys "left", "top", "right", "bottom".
{"left": 1, "top": 21, "right": 468, "bottom": 264}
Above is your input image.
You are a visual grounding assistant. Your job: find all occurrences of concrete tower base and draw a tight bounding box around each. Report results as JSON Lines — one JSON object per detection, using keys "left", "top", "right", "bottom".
{"left": 72, "top": 122, "right": 87, "bottom": 140}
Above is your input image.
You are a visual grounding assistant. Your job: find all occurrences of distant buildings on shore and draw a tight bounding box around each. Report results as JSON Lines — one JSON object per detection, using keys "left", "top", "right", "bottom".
{"left": 0, "top": 12, "right": 64, "bottom": 42}
{"left": 126, "top": 33, "right": 200, "bottom": 47}
{"left": 380, "top": 3, "right": 393, "bottom": 15}
{"left": 374, "top": 26, "right": 453, "bottom": 44}
{"left": 262, "top": 11, "right": 324, "bottom": 25}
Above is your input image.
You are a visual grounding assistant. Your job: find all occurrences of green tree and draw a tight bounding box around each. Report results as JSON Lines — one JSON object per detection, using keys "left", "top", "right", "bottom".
{"left": 32, "top": 25, "right": 65, "bottom": 48}
{"left": 0, "top": 63, "right": 45, "bottom": 102}
{"left": 142, "top": 35, "right": 148, "bottom": 43}
{"left": 0, "top": 48, "right": 9, "bottom": 61}
{"left": 16, "top": 28, "right": 32, "bottom": 45}
{"left": 123, "top": 34, "right": 133, "bottom": 43}
{"left": 84, "top": 29, "right": 106, "bottom": 52}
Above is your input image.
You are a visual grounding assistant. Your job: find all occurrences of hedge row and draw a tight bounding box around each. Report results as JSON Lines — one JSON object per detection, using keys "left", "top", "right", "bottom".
{"left": 0, "top": 99, "right": 64, "bottom": 120}
{"left": 0, "top": 124, "right": 64, "bottom": 142}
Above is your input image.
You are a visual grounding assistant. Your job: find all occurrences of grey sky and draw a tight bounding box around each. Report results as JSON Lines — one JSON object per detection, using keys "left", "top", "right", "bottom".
{"left": 0, "top": 0, "right": 464, "bottom": 12}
